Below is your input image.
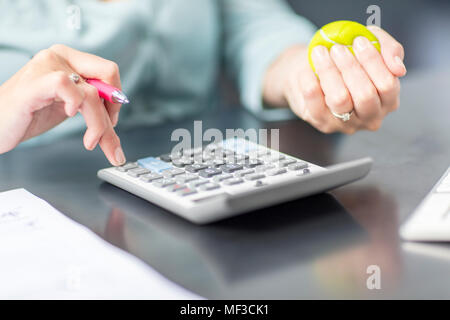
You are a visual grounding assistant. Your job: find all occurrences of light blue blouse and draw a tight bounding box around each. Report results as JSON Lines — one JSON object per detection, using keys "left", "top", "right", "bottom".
{"left": 0, "top": 0, "right": 316, "bottom": 144}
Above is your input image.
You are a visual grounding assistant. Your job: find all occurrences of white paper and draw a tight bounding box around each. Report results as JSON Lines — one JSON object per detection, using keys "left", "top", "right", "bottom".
{"left": 0, "top": 189, "right": 201, "bottom": 300}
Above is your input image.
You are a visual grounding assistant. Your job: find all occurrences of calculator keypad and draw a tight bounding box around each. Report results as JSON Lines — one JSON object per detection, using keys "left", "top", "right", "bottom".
{"left": 115, "top": 139, "right": 311, "bottom": 198}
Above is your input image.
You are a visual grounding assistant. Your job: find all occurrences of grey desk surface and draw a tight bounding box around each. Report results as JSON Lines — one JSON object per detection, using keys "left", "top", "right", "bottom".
{"left": 1, "top": 68, "right": 450, "bottom": 299}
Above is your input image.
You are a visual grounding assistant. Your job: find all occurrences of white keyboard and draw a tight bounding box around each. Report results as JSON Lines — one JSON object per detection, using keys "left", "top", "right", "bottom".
{"left": 98, "top": 138, "right": 372, "bottom": 224}
{"left": 401, "top": 166, "right": 450, "bottom": 241}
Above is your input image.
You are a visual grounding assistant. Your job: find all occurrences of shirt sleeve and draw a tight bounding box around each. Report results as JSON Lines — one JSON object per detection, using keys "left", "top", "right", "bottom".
{"left": 221, "top": 0, "right": 317, "bottom": 121}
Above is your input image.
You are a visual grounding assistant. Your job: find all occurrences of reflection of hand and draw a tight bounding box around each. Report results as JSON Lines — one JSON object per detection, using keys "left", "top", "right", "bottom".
{"left": 0, "top": 44, "right": 125, "bottom": 166}
{"left": 104, "top": 208, "right": 128, "bottom": 251}
{"left": 264, "top": 26, "right": 406, "bottom": 134}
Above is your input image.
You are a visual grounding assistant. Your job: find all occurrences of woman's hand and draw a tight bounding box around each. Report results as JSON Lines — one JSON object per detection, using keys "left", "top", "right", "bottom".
{"left": 263, "top": 26, "right": 407, "bottom": 134}
{"left": 0, "top": 44, "right": 126, "bottom": 166}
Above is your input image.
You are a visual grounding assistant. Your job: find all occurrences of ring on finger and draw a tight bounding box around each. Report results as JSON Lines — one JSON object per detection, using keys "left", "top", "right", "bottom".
{"left": 331, "top": 109, "right": 353, "bottom": 122}
{"left": 69, "top": 72, "right": 81, "bottom": 84}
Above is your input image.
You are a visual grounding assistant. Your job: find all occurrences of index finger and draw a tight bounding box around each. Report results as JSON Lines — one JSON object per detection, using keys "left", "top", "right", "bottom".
{"left": 49, "top": 44, "right": 122, "bottom": 126}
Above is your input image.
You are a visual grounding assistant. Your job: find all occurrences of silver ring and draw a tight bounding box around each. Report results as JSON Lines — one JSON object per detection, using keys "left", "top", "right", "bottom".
{"left": 331, "top": 110, "right": 353, "bottom": 122}
{"left": 69, "top": 73, "right": 81, "bottom": 84}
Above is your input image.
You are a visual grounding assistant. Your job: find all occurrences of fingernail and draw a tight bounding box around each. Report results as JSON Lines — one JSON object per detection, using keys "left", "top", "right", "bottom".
{"left": 354, "top": 36, "right": 369, "bottom": 52}
{"left": 331, "top": 44, "right": 349, "bottom": 58}
{"left": 88, "top": 137, "right": 100, "bottom": 151}
{"left": 115, "top": 147, "right": 126, "bottom": 166}
{"left": 395, "top": 56, "right": 406, "bottom": 70}
{"left": 312, "top": 46, "right": 327, "bottom": 62}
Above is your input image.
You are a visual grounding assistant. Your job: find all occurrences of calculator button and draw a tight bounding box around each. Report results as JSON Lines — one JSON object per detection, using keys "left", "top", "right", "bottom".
{"left": 176, "top": 188, "right": 198, "bottom": 197}
{"left": 198, "top": 168, "right": 222, "bottom": 178}
{"left": 235, "top": 169, "right": 255, "bottom": 178}
{"left": 175, "top": 174, "right": 199, "bottom": 184}
{"left": 288, "top": 162, "right": 309, "bottom": 171}
{"left": 272, "top": 154, "right": 286, "bottom": 162}
{"left": 140, "top": 173, "right": 163, "bottom": 182}
{"left": 200, "top": 183, "right": 221, "bottom": 191}
{"left": 245, "top": 173, "right": 266, "bottom": 181}
{"left": 116, "top": 162, "right": 138, "bottom": 172}
{"left": 172, "top": 157, "right": 194, "bottom": 168}
{"left": 255, "top": 164, "right": 275, "bottom": 173}
{"left": 159, "top": 153, "right": 180, "bottom": 162}
{"left": 189, "top": 180, "right": 209, "bottom": 188}
{"left": 171, "top": 160, "right": 185, "bottom": 168}
{"left": 167, "top": 184, "right": 187, "bottom": 192}
{"left": 262, "top": 154, "right": 286, "bottom": 162}
{"left": 208, "top": 158, "right": 226, "bottom": 168}
{"left": 213, "top": 174, "right": 233, "bottom": 183}
{"left": 162, "top": 168, "right": 185, "bottom": 178}
{"left": 153, "top": 179, "right": 176, "bottom": 188}
{"left": 224, "top": 154, "right": 248, "bottom": 164}
{"left": 127, "top": 167, "right": 150, "bottom": 177}
{"left": 223, "top": 178, "right": 244, "bottom": 186}
{"left": 267, "top": 168, "right": 287, "bottom": 176}
{"left": 220, "top": 163, "right": 244, "bottom": 173}
{"left": 185, "top": 164, "right": 209, "bottom": 173}
{"left": 138, "top": 157, "right": 173, "bottom": 173}
{"left": 278, "top": 158, "right": 297, "bottom": 167}
{"left": 159, "top": 154, "right": 171, "bottom": 162}
{"left": 244, "top": 159, "right": 263, "bottom": 168}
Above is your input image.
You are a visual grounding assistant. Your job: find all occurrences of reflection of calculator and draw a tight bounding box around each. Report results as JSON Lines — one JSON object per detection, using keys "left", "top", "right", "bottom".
{"left": 98, "top": 138, "right": 372, "bottom": 224}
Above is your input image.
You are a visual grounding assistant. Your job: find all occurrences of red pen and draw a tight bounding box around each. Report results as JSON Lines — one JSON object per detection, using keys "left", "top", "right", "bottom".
{"left": 86, "top": 79, "right": 130, "bottom": 104}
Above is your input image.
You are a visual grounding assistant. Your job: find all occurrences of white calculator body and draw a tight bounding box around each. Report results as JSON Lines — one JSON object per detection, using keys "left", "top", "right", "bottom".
{"left": 98, "top": 138, "right": 372, "bottom": 224}
{"left": 401, "top": 166, "right": 450, "bottom": 241}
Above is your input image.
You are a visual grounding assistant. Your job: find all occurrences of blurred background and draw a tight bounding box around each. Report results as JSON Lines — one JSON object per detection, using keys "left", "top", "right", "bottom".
{"left": 223, "top": 0, "right": 450, "bottom": 105}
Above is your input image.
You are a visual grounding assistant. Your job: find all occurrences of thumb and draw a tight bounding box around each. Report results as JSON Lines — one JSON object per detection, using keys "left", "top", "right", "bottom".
{"left": 367, "top": 25, "right": 407, "bottom": 77}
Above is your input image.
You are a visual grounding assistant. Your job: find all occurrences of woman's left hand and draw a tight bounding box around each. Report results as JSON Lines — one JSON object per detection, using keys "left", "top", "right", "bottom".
{"left": 264, "top": 26, "right": 407, "bottom": 134}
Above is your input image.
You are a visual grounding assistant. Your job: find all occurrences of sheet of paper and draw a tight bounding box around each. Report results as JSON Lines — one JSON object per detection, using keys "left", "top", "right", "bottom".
{"left": 0, "top": 189, "right": 201, "bottom": 299}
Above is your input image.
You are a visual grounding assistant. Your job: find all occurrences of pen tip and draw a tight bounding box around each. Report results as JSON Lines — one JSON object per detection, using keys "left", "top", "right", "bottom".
{"left": 112, "top": 90, "right": 130, "bottom": 104}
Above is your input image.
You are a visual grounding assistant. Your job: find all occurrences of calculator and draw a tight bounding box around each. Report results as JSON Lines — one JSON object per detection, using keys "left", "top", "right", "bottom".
{"left": 98, "top": 138, "right": 372, "bottom": 224}
{"left": 401, "top": 166, "right": 450, "bottom": 241}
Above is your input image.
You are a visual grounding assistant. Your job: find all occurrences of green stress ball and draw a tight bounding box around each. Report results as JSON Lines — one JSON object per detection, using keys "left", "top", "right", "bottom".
{"left": 308, "top": 20, "right": 381, "bottom": 73}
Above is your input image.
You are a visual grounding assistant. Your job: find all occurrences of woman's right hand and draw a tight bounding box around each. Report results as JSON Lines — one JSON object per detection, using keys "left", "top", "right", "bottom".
{"left": 0, "top": 44, "right": 126, "bottom": 166}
